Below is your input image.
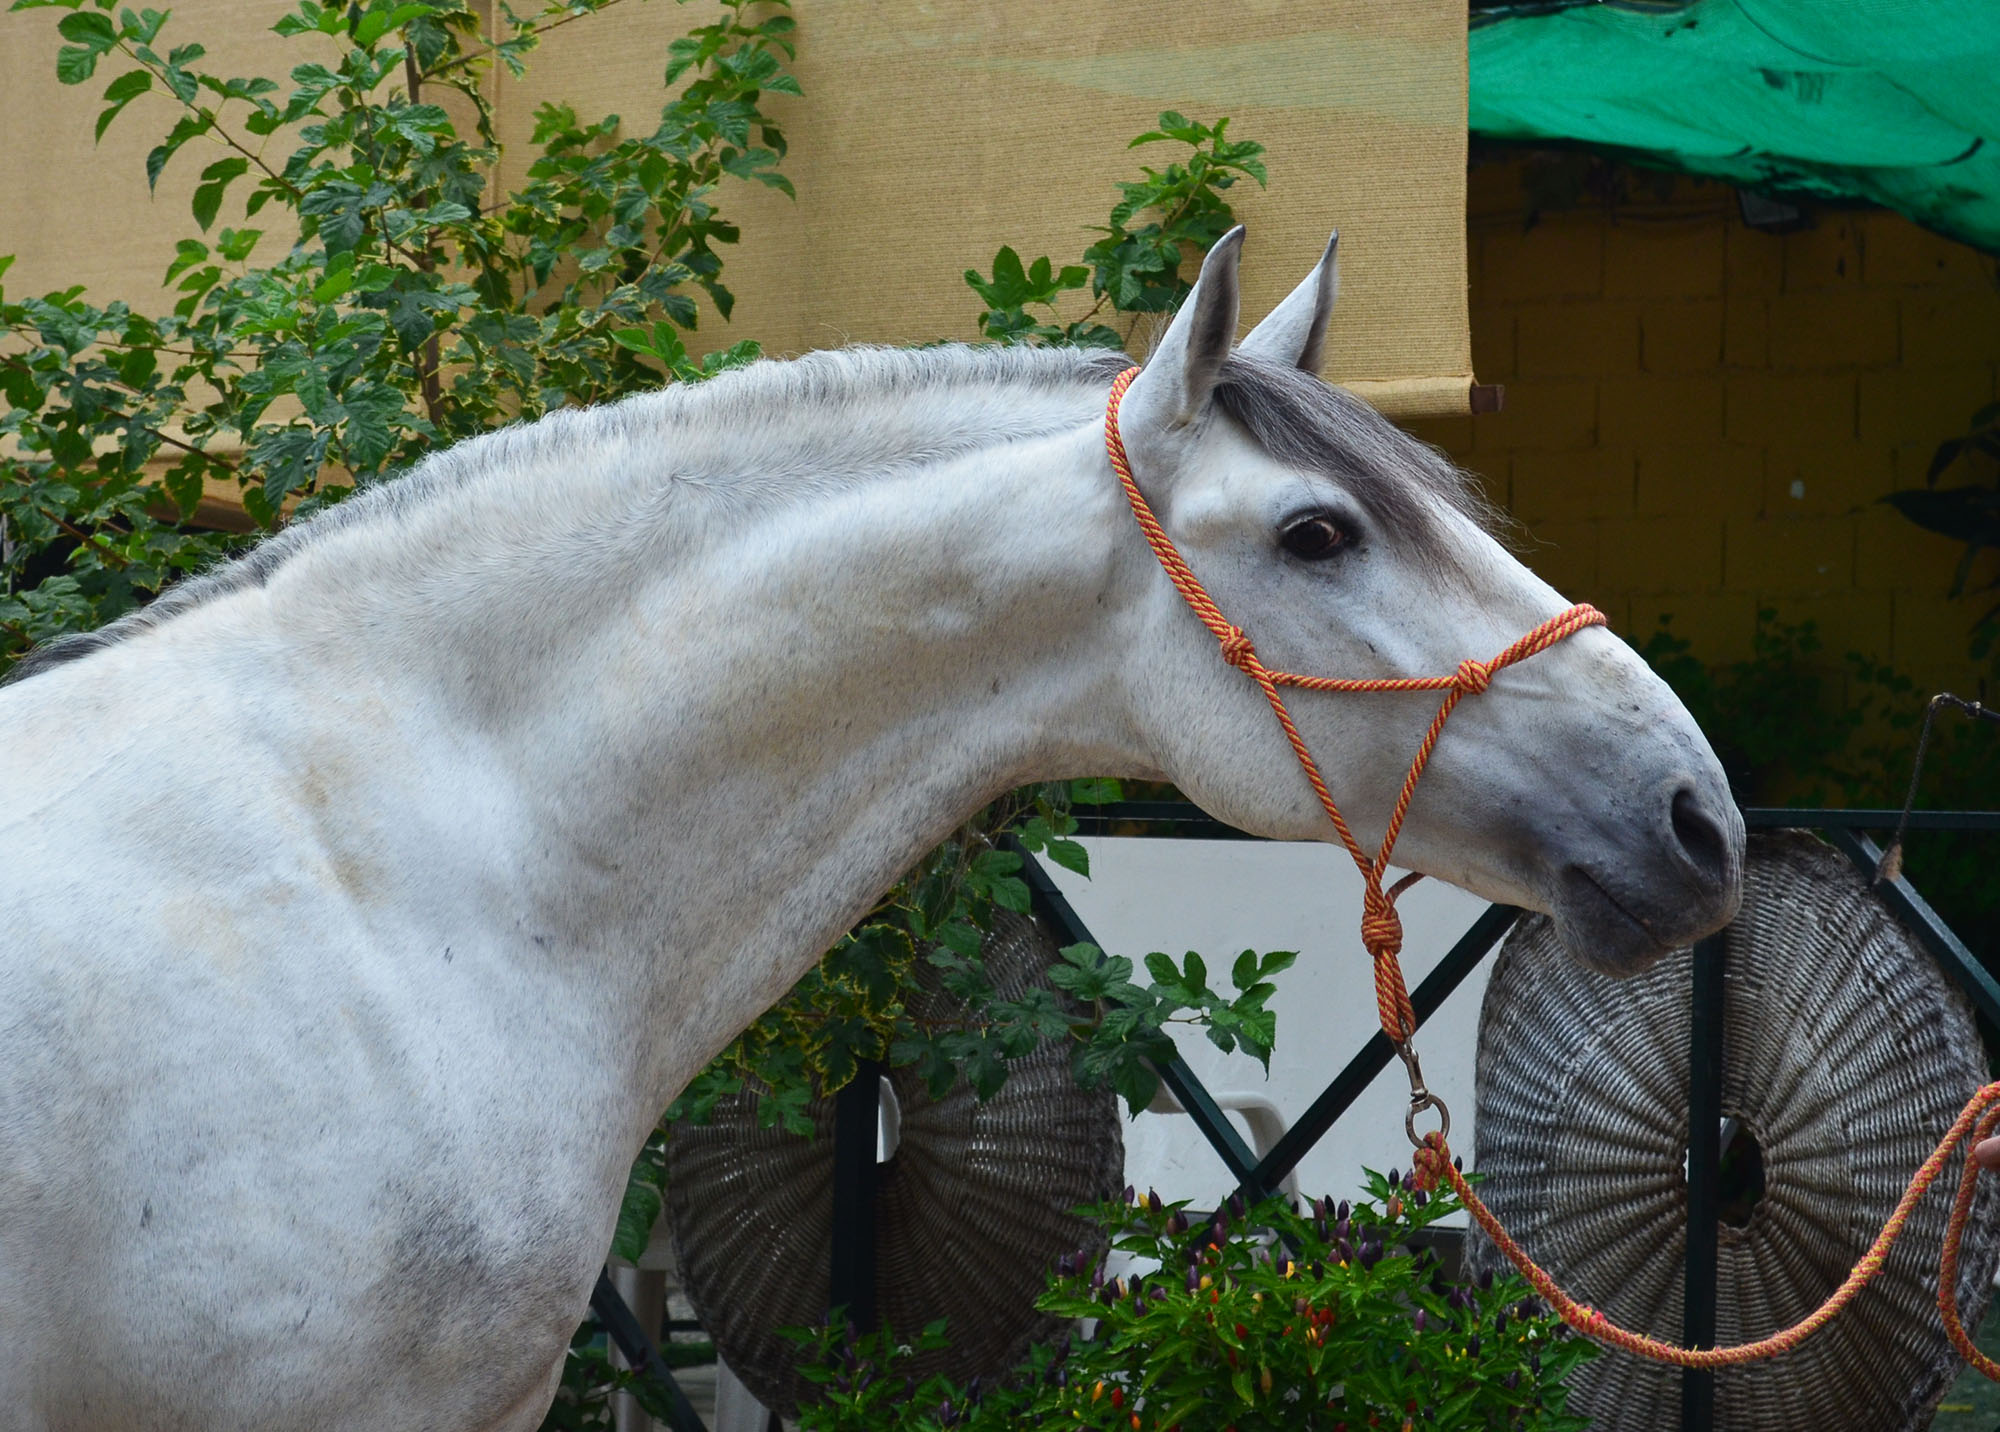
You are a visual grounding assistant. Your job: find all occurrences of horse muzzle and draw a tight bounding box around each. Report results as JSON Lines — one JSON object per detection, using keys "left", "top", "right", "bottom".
{"left": 1547, "top": 778, "right": 1745, "bottom": 976}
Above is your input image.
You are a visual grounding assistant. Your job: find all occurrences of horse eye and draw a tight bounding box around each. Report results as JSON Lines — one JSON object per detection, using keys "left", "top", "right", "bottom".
{"left": 1280, "top": 515, "right": 1351, "bottom": 561}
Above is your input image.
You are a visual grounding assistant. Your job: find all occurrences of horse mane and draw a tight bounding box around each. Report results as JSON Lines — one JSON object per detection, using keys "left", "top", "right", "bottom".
{"left": 3, "top": 341, "right": 1493, "bottom": 685}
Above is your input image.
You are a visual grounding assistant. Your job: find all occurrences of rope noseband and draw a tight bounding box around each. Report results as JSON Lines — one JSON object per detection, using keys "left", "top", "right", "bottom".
{"left": 1104, "top": 363, "right": 2000, "bottom": 1377}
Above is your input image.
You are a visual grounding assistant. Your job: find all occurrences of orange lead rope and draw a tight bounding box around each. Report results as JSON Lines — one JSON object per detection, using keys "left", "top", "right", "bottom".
{"left": 1104, "top": 365, "right": 2000, "bottom": 1375}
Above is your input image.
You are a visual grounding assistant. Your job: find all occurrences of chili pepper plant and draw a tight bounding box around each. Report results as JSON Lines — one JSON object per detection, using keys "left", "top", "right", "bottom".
{"left": 788, "top": 1171, "right": 1593, "bottom": 1431}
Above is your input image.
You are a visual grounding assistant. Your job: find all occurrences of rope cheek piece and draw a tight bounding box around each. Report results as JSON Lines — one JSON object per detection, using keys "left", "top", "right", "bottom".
{"left": 1103, "top": 364, "right": 2000, "bottom": 1377}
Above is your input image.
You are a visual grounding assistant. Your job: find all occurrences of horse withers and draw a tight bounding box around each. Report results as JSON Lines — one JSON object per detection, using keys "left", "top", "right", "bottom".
{"left": 0, "top": 230, "right": 1741, "bottom": 1430}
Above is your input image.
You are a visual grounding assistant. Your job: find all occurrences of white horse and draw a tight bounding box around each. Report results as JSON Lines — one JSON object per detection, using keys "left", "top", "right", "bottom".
{"left": 0, "top": 230, "right": 1741, "bottom": 1430}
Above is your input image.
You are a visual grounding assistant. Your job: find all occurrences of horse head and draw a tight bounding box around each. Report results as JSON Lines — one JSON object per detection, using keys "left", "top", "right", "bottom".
{"left": 1112, "top": 228, "right": 1743, "bottom": 974}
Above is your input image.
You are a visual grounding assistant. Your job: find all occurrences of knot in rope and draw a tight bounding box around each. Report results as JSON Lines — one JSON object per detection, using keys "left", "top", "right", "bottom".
{"left": 1410, "top": 1132, "right": 1451, "bottom": 1194}
{"left": 1453, "top": 657, "right": 1494, "bottom": 695}
{"left": 1219, "top": 626, "right": 1258, "bottom": 671}
{"left": 1360, "top": 886, "right": 1404, "bottom": 960}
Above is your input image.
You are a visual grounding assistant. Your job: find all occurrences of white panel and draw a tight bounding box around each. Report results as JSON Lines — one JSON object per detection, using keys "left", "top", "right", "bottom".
{"left": 1044, "top": 836, "right": 1494, "bottom": 1222}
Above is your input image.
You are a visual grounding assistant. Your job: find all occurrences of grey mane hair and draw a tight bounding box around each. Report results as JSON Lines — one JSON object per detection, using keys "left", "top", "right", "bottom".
{"left": 3, "top": 342, "right": 1494, "bottom": 685}
{"left": 1210, "top": 352, "right": 1510, "bottom": 576}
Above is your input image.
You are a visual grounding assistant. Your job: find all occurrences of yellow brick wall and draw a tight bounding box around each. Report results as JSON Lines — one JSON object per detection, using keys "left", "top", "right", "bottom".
{"left": 1408, "top": 159, "right": 2000, "bottom": 703}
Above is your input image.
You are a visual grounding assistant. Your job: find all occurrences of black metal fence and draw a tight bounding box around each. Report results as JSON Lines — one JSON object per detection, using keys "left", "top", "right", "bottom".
{"left": 601, "top": 804, "right": 1997, "bottom": 1432}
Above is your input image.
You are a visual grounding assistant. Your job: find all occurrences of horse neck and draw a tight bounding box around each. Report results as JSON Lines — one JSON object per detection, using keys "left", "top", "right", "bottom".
{"left": 261, "top": 386, "right": 1152, "bottom": 1114}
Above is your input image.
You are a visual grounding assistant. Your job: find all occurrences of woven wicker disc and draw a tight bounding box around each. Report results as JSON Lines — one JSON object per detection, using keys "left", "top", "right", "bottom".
{"left": 662, "top": 908, "right": 1123, "bottom": 1416}
{"left": 1463, "top": 830, "right": 2000, "bottom": 1430}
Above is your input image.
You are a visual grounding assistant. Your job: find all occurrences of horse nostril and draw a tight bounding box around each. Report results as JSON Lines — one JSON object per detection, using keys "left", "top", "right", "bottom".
{"left": 1671, "top": 785, "right": 1735, "bottom": 890}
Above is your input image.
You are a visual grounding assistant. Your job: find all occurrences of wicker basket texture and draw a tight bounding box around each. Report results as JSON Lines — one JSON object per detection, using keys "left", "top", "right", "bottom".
{"left": 662, "top": 908, "right": 1123, "bottom": 1416}
{"left": 1463, "top": 830, "right": 2000, "bottom": 1429}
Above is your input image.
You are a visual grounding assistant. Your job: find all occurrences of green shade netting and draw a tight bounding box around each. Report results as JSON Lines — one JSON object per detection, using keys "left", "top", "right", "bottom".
{"left": 1470, "top": 0, "right": 2000, "bottom": 252}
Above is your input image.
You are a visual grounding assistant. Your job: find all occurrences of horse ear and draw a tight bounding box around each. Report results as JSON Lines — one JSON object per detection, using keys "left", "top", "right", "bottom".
{"left": 1117, "top": 226, "right": 1244, "bottom": 445}
{"left": 1238, "top": 230, "right": 1338, "bottom": 373}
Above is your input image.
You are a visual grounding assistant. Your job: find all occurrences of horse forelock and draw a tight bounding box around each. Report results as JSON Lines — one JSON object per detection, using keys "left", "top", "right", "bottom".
{"left": 1210, "top": 353, "right": 1511, "bottom": 578}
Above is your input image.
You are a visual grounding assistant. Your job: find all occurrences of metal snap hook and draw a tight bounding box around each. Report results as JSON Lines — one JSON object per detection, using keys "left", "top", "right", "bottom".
{"left": 1393, "top": 1038, "right": 1450, "bottom": 1146}
{"left": 1406, "top": 1090, "right": 1451, "bottom": 1147}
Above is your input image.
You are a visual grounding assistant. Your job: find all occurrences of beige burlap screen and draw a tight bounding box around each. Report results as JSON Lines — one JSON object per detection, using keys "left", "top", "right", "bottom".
{"left": 3, "top": 1, "right": 1471, "bottom": 418}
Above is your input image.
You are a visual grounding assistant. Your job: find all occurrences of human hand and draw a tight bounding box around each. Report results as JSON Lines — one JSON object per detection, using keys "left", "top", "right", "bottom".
{"left": 1976, "top": 1137, "right": 2000, "bottom": 1172}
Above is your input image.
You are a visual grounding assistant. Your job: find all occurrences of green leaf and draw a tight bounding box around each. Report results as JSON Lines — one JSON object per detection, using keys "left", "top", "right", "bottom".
{"left": 351, "top": 0, "right": 432, "bottom": 48}
{"left": 144, "top": 112, "right": 210, "bottom": 190}
{"left": 1231, "top": 948, "right": 1259, "bottom": 990}
{"left": 1929, "top": 437, "right": 1966, "bottom": 484}
{"left": 190, "top": 183, "right": 223, "bottom": 232}
{"left": 162, "top": 238, "right": 207, "bottom": 283}
{"left": 55, "top": 9, "right": 113, "bottom": 44}
{"left": 188, "top": 157, "right": 246, "bottom": 232}
{"left": 115, "top": 344, "right": 156, "bottom": 387}
{"left": 1068, "top": 776, "right": 1122, "bottom": 805}
{"left": 101, "top": 65, "right": 149, "bottom": 101}
{"left": 987, "top": 875, "right": 1031, "bottom": 914}
{"left": 93, "top": 67, "right": 151, "bottom": 139}
{"left": 1043, "top": 837, "right": 1089, "bottom": 878}
{"left": 56, "top": 43, "right": 100, "bottom": 83}
{"left": 215, "top": 226, "right": 262, "bottom": 262}
{"left": 1108, "top": 1053, "right": 1161, "bottom": 1114}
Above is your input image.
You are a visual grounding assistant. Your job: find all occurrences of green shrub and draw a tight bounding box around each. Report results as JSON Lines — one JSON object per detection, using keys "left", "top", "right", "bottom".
{"left": 788, "top": 1175, "right": 1592, "bottom": 1432}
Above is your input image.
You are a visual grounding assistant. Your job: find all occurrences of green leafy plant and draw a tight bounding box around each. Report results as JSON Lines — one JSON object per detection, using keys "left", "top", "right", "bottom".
{"left": 665, "top": 779, "right": 1301, "bottom": 1134}
{"left": 788, "top": 1176, "right": 1592, "bottom": 1431}
{"left": 1, "top": 0, "right": 796, "bottom": 666}
{"left": 964, "top": 111, "right": 1266, "bottom": 349}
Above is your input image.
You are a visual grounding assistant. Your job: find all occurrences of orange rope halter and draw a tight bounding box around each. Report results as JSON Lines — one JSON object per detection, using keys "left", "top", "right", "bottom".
{"left": 1103, "top": 366, "right": 1604, "bottom": 1057}
{"left": 1104, "top": 363, "right": 2000, "bottom": 1375}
